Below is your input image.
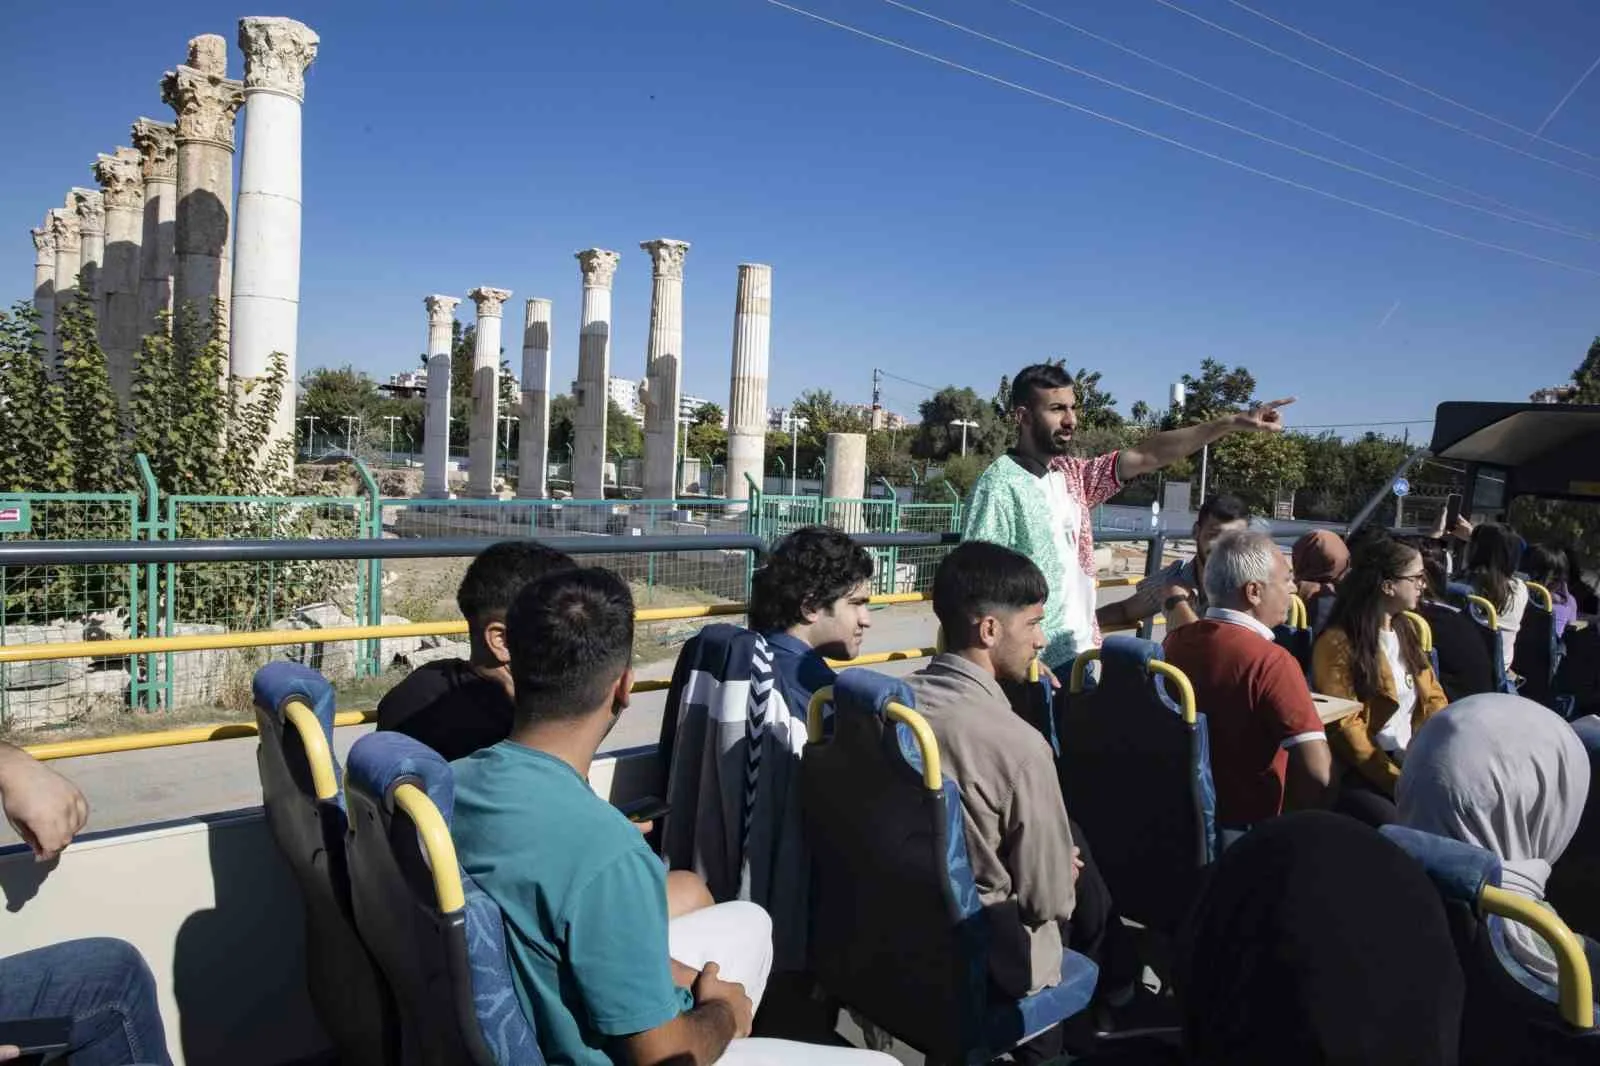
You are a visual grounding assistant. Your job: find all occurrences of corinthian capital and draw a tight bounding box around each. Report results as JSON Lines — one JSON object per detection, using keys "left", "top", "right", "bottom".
{"left": 641, "top": 238, "right": 691, "bottom": 281}
{"left": 69, "top": 188, "right": 105, "bottom": 236}
{"left": 424, "top": 294, "right": 461, "bottom": 324}
{"left": 161, "top": 64, "right": 245, "bottom": 150}
{"left": 31, "top": 226, "right": 56, "bottom": 262}
{"left": 93, "top": 148, "right": 145, "bottom": 211}
{"left": 130, "top": 118, "right": 178, "bottom": 182}
{"left": 469, "top": 287, "right": 513, "bottom": 318}
{"left": 576, "top": 249, "right": 621, "bottom": 290}
{"left": 238, "top": 17, "right": 319, "bottom": 101}
{"left": 47, "top": 209, "right": 80, "bottom": 254}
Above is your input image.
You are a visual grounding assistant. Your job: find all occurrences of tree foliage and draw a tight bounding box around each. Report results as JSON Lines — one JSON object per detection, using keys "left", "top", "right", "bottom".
{"left": 0, "top": 305, "right": 72, "bottom": 493}
{"left": 911, "top": 386, "right": 1007, "bottom": 461}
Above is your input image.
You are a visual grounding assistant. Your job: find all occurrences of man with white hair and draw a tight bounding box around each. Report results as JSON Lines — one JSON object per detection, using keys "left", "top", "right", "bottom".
{"left": 1163, "top": 529, "right": 1333, "bottom": 831}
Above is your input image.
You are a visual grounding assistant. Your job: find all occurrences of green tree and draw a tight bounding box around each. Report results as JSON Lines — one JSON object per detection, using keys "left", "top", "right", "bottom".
{"left": 1572, "top": 337, "right": 1600, "bottom": 404}
{"left": 911, "top": 386, "right": 1006, "bottom": 460}
{"left": 55, "top": 297, "right": 129, "bottom": 491}
{"left": 1165, "top": 358, "right": 1257, "bottom": 427}
{"left": 0, "top": 304, "right": 72, "bottom": 492}
{"left": 1210, "top": 431, "right": 1306, "bottom": 515}
{"left": 300, "top": 364, "right": 384, "bottom": 449}
{"left": 607, "top": 400, "right": 643, "bottom": 458}
{"left": 548, "top": 394, "right": 576, "bottom": 457}
{"left": 1062, "top": 365, "right": 1122, "bottom": 431}
{"left": 691, "top": 401, "right": 724, "bottom": 426}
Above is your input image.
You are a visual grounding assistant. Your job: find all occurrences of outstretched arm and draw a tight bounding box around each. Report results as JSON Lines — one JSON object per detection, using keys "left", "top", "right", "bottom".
{"left": 1117, "top": 398, "right": 1295, "bottom": 481}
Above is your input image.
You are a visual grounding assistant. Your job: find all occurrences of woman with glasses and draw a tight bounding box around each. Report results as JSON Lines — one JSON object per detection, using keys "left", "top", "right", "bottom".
{"left": 1312, "top": 537, "right": 1449, "bottom": 826}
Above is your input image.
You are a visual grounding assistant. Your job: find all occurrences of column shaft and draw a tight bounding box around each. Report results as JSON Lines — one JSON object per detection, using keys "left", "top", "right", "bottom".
{"left": 641, "top": 239, "right": 689, "bottom": 501}
{"left": 93, "top": 148, "right": 145, "bottom": 401}
{"left": 422, "top": 295, "right": 459, "bottom": 497}
{"left": 232, "top": 16, "right": 319, "bottom": 454}
{"left": 466, "top": 287, "right": 512, "bottom": 499}
{"left": 71, "top": 189, "right": 105, "bottom": 326}
{"left": 31, "top": 225, "right": 56, "bottom": 361}
{"left": 726, "top": 264, "right": 773, "bottom": 502}
{"left": 132, "top": 118, "right": 177, "bottom": 332}
{"left": 48, "top": 207, "right": 81, "bottom": 369}
{"left": 574, "top": 250, "right": 620, "bottom": 501}
{"left": 517, "top": 299, "right": 553, "bottom": 500}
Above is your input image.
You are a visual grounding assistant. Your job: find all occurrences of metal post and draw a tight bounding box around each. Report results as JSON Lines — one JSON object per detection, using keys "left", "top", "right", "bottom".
{"left": 1199, "top": 443, "right": 1209, "bottom": 503}
{"left": 1137, "top": 532, "right": 1166, "bottom": 641}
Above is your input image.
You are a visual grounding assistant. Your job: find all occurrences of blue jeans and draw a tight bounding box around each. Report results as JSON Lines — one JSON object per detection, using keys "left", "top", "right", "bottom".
{"left": 0, "top": 938, "right": 170, "bottom": 1065}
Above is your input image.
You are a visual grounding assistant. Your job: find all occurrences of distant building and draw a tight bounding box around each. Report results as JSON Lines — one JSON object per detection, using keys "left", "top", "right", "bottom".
{"left": 379, "top": 370, "right": 427, "bottom": 399}
{"left": 1531, "top": 384, "right": 1577, "bottom": 404}
{"left": 679, "top": 394, "right": 726, "bottom": 427}
{"left": 571, "top": 376, "right": 642, "bottom": 418}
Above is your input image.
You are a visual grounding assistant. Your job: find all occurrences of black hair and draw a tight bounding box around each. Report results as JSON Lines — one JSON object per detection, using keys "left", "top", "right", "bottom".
{"left": 1197, "top": 493, "right": 1250, "bottom": 526}
{"left": 933, "top": 541, "right": 1048, "bottom": 649}
{"left": 506, "top": 567, "right": 634, "bottom": 721}
{"left": 1465, "top": 522, "right": 1521, "bottom": 613}
{"left": 456, "top": 541, "right": 576, "bottom": 628}
{"left": 1522, "top": 543, "right": 1570, "bottom": 596}
{"left": 1009, "top": 363, "right": 1075, "bottom": 412}
{"left": 748, "top": 525, "right": 874, "bottom": 633}
{"left": 1410, "top": 536, "right": 1451, "bottom": 600}
{"left": 1325, "top": 536, "right": 1430, "bottom": 703}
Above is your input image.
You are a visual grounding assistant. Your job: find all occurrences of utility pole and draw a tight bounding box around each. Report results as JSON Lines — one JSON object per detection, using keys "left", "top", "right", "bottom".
{"left": 384, "top": 415, "right": 401, "bottom": 463}
{"left": 301, "top": 415, "right": 318, "bottom": 455}
{"left": 342, "top": 415, "right": 358, "bottom": 454}
{"left": 950, "top": 418, "right": 978, "bottom": 457}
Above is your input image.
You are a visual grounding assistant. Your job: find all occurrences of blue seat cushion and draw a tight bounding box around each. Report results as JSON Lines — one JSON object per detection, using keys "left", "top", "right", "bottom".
{"left": 984, "top": 950, "right": 1099, "bottom": 1052}
{"left": 254, "top": 661, "right": 342, "bottom": 797}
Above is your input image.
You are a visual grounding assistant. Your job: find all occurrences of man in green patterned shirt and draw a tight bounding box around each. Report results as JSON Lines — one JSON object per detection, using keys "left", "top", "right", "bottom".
{"left": 963, "top": 364, "right": 1292, "bottom": 669}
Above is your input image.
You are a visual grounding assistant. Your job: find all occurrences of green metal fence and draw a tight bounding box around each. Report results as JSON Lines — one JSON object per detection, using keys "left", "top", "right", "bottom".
{"left": 753, "top": 494, "right": 962, "bottom": 594}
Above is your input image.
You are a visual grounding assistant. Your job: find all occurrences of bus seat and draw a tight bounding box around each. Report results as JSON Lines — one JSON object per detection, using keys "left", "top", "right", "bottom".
{"left": 1513, "top": 598, "right": 1566, "bottom": 714}
{"left": 344, "top": 731, "right": 543, "bottom": 1066}
{"left": 1557, "top": 626, "right": 1600, "bottom": 720}
{"left": 1005, "top": 658, "right": 1059, "bottom": 758}
{"left": 1305, "top": 588, "right": 1337, "bottom": 637}
{"left": 1273, "top": 597, "right": 1313, "bottom": 679}
{"left": 1058, "top": 636, "right": 1214, "bottom": 935}
{"left": 252, "top": 662, "right": 397, "bottom": 1066}
{"left": 801, "top": 668, "right": 1097, "bottom": 1062}
{"left": 1448, "top": 582, "right": 1515, "bottom": 694}
{"left": 1420, "top": 601, "right": 1499, "bottom": 702}
{"left": 1549, "top": 717, "right": 1600, "bottom": 941}
{"left": 1382, "top": 825, "right": 1600, "bottom": 1065}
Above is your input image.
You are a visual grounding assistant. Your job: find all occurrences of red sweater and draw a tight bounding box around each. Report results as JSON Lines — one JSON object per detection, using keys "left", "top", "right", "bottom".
{"left": 1164, "top": 619, "right": 1325, "bottom": 827}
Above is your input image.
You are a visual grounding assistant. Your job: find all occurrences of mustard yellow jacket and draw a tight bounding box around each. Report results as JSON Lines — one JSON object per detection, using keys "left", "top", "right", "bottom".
{"left": 1311, "top": 623, "right": 1449, "bottom": 794}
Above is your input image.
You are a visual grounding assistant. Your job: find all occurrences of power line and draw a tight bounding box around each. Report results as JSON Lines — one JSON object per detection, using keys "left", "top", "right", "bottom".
{"left": 1005, "top": 0, "right": 1598, "bottom": 239}
{"left": 879, "top": 0, "right": 1600, "bottom": 243}
{"left": 877, "top": 367, "right": 940, "bottom": 391}
{"left": 1532, "top": 50, "right": 1600, "bottom": 141}
{"left": 1225, "top": 0, "right": 1600, "bottom": 162}
{"left": 758, "top": 0, "right": 1600, "bottom": 278}
{"left": 1147, "top": 0, "right": 1600, "bottom": 184}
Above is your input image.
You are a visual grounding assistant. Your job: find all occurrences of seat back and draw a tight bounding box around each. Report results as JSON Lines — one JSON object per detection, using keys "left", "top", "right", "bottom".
{"left": 1549, "top": 717, "right": 1600, "bottom": 940}
{"left": 252, "top": 662, "right": 396, "bottom": 1066}
{"left": 344, "top": 731, "right": 543, "bottom": 1066}
{"left": 1383, "top": 826, "right": 1600, "bottom": 1065}
{"left": 1514, "top": 595, "right": 1561, "bottom": 710}
{"left": 1274, "top": 596, "right": 1313, "bottom": 678}
{"left": 1449, "top": 582, "right": 1514, "bottom": 693}
{"left": 1305, "top": 588, "right": 1337, "bottom": 637}
{"left": 1421, "top": 601, "right": 1499, "bottom": 702}
{"left": 1057, "top": 636, "right": 1213, "bottom": 933}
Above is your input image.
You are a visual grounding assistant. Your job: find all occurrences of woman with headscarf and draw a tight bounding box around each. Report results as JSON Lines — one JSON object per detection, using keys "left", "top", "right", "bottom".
{"left": 1179, "top": 811, "right": 1464, "bottom": 1066}
{"left": 1293, "top": 530, "right": 1349, "bottom": 635}
{"left": 1465, "top": 523, "right": 1529, "bottom": 676}
{"left": 1313, "top": 536, "right": 1450, "bottom": 825}
{"left": 1398, "top": 693, "right": 1590, "bottom": 988}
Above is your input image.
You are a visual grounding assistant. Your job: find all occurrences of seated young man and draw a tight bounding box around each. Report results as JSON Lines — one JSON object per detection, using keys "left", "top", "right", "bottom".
{"left": 905, "top": 542, "right": 1141, "bottom": 1059}
{"left": 1163, "top": 530, "right": 1333, "bottom": 831}
{"left": 747, "top": 525, "right": 874, "bottom": 702}
{"left": 376, "top": 540, "right": 574, "bottom": 761}
{"left": 1097, "top": 494, "right": 1250, "bottom": 635}
{"left": 452, "top": 567, "right": 893, "bottom": 1066}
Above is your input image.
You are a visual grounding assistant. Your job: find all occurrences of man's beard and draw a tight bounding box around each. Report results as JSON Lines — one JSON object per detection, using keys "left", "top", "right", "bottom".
{"left": 1031, "top": 420, "right": 1071, "bottom": 456}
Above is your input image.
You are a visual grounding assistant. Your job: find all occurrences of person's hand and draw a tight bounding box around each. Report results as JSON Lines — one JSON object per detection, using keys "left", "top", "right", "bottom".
{"left": 632, "top": 820, "right": 654, "bottom": 836}
{"left": 692, "top": 962, "right": 753, "bottom": 1039}
{"left": 1451, "top": 516, "right": 1474, "bottom": 542}
{"left": 1070, "top": 846, "right": 1084, "bottom": 884}
{"left": 1232, "top": 397, "right": 1295, "bottom": 433}
{"left": 0, "top": 1044, "right": 20, "bottom": 1061}
{"left": 0, "top": 748, "right": 89, "bottom": 861}
{"left": 1036, "top": 660, "right": 1061, "bottom": 691}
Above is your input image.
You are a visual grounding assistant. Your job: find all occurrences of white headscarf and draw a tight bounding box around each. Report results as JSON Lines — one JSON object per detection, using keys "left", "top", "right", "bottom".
{"left": 1398, "top": 693, "right": 1591, "bottom": 986}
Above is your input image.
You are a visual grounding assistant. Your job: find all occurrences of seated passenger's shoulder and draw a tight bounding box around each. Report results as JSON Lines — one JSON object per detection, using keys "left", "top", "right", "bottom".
{"left": 904, "top": 662, "right": 1054, "bottom": 761}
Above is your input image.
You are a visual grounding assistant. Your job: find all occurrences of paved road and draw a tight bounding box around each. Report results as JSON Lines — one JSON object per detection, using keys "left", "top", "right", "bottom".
{"left": 7, "top": 588, "right": 1141, "bottom": 843}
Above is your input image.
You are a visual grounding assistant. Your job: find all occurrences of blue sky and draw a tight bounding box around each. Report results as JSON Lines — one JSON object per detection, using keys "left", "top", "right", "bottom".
{"left": 6, "top": 0, "right": 1600, "bottom": 437}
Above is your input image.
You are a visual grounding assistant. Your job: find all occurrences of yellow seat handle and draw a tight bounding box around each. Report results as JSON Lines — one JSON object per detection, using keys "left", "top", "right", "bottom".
{"left": 1401, "top": 611, "right": 1434, "bottom": 654}
{"left": 805, "top": 688, "right": 943, "bottom": 791}
{"left": 391, "top": 782, "right": 466, "bottom": 914}
{"left": 1480, "top": 885, "right": 1594, "bottom": 1029}
{"left": 1068, "top": 650, "right": 1197, "bottom": 725}
{"left": 284, "top": 699, "right": 339, "bottom": 802}
{"left": 1526, "top": 581, "right": 1554, "bottom": 614}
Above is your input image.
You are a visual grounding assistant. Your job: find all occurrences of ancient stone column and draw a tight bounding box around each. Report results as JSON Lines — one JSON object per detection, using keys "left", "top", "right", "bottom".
{"left": 70, "top": 188, "right": 105, "bottom": 324}
{"left": 131, "top": 118, "right": 177, "bottom": 331}
{"left": 47, "top": 207, "right": 80, "bottom": 366}
{"left": 92, "top": 148, "right": 145, "bottom": 400}
{"left": 824, "top": 432, "right": 868, "bottom": 532}
{"left": 574, "top": 249, "right": 620, "bottom": 500}
{"left": 465, "top": 287, "right": 512, "bottom": 499}
{"left": 517, "top": 298, "right": 553, "bottom": 500}
{"left": 640, "top": 239, "right": 689, "bottom": 501}
{"left": 422, "top": 295, "right": 460, "bottom": 498}
{"left": 162, "top": 34, "right": 244, "bottom": 338}
{"left": 30, "top": 223, "right": 55, "bottom": 361}
{"left": 726, "top": 263, "right": 773, "bottom": 504}
{"left": 232, "top": 17, "right": 319, "bottom": 453}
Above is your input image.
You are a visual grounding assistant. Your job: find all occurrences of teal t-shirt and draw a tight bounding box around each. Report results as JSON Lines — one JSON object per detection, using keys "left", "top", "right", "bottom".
{"left": 452, "top": 741, "right": 693, "bottom": 1066}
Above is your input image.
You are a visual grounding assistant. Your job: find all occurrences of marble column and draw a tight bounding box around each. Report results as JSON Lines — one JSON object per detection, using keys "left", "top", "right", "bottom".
{"left": 131, "top": 118, "right": 177, "bottom": 331}
{"left": 640, "top": 239, "right": 689, "bottom": 501}
{"left": 232, "top": 16, "right": 319, "bottom": 453}
{"left": 162, "top": 34, "right": 243, "bottom": 339}
{"left": 726, "top": 263, "right": 773, "bottom": 504}
{"left": 70, "top": 188, "right": 105, "bottom": 324}
{"left": 421, "top": 295, "right": 459, "bottom": 498}
{"left": 824, "top": 432, "right": 868, "bottom": 532}
{"left": 92, "top": 147, "right": 145, "bottom": 400}
{"left": 466, "top": 287, "right": 511, "bottom": 499}
{"left": 47, "top": 207, "right": 80, "bottom": 367}
{"left": 517, "top": 298, "right": 553, "bottom": 500}
{"left": 30, "top": 223, "right": 55, "bottom": 361}
{"left": 574, "top": 249, "right": 620, "bottom": 500}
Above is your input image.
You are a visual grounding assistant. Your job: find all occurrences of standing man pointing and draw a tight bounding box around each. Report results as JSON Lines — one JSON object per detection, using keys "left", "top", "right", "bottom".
{"left": 962, "top": 363, "right": 1292, "bottom": 670}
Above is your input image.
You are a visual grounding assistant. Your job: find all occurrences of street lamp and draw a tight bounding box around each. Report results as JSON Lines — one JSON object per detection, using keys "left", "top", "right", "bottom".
{"left": 949, "top": 418, "right": 978, "bottom": 457}
{"left": 678, "top": 414, "right": 694, "bottom": 498}
{"left": 341, "top": 415, "right": 359, "bottom": 454}
{"left": 1171, "top": 381, "right": 1208, "bottom": 503}
{"left": 500, "top": 414, "right": 516, "bottom": 483}
{"left": 384, "top": 415, "right": 401, "bottom": 464}
{"left": 300, "top": 415, "right": 318, "bottom": 456}
{"left": 787, "top": 414, "right": 809, "bottom": 496}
